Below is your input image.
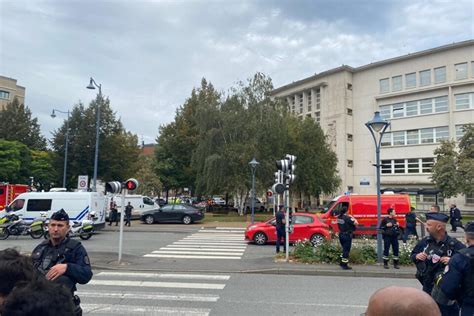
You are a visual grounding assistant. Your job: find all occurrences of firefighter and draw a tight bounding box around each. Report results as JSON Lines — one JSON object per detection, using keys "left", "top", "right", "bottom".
{"left": 337, "top": 206, "right": 358, "bottom": 270}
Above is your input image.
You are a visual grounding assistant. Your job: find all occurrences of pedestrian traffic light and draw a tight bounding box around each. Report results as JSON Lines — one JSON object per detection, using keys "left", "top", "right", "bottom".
{"left": 272, "top": 183, "right": 286, "bottom": 194}
{"left": 105, "top": 181, "right": 122, "bottom": 194}
{"left": 124, "top": 178, "right": 138, "bottom": 192}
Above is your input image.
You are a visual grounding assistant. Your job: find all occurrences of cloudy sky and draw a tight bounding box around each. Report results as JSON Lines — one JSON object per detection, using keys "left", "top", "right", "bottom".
{"left": 1, "top": 0, "right": 472, "bottom": 144}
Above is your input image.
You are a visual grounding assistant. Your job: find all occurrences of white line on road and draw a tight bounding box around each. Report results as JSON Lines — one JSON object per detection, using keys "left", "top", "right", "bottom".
{"left": 173, "top": 242, "right": 247, "bottom": 246}
{"left": 161, "top": 247, "right": 245, "bottom": 252}
{"left": 96, "top": 272, "right": 230, "bottom": 280}
{"left": 165, "top": 244, "right": 247, "bottom": 249}
{"left": 187, "top": 235, "right": 244, "bottom": 238}
{"left": 151, "top": 250, "right": 244, "bottom": 256}
{"left": 214, "top": 227, "right": 246, "bottom": 230}
{"left": 77, "top": 290, "right": 220, "bottom": 302}
{"left": 88, "top": 280, "right": 226, "bottom": 289}
{"left": 81, "top": 304, "right": 210, "bottom": 315}
{"left": 182, "top": 238, "right": 245, "bottom": 241}
{"left": 144, "top": 254, "right": 242, "bottom": 260}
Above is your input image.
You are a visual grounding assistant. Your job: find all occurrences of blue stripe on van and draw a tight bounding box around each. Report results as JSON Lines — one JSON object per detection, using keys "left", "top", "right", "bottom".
{"left": 73, "top": 206, "right": 90, "bottom": 221}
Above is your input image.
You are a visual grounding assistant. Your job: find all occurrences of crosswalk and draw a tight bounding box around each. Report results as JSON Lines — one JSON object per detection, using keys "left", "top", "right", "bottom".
{"left": 78, "top": 271, "right": 230, "bottom": 315}
{"left": 143, "top": 227, "right": 247, "bottom": 260}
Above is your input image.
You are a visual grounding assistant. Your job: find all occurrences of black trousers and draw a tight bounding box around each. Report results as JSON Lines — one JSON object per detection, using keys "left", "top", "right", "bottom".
{"left": 276, "top": 227, "right": 285, "bottom": 252}
{"left": 383, "top": 235, "right": 399, "bottom": 260}
{"left": 339, "top": 233, "right": 352, "bottom": 262}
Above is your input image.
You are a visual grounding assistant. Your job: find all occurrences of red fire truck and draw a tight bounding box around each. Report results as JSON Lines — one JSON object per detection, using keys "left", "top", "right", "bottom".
{"left": 0, "top": 183, "right": 29, "bottom": 210}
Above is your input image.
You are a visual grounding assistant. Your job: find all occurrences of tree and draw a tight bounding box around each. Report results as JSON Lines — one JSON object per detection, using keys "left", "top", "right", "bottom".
{"left": 431, "top": 140, "right": 459, "bottom": 198}
{"left": 0, "top": 97, "right": 46, "bottom": 150}
{"left": 135, "top": 155, "right": 162, "bottom": 197}
{"left": 457, "top": 125, "right": 474, "bottom": 195}
{"left": 30, "top": 150, "right": 57, "bottom": 191}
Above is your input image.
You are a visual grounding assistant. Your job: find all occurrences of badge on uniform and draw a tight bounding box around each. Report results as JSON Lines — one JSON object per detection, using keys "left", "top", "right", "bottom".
{"left": 443, "top": 265, "right": 449, "bottom": 274}
{"left": 84, "top": 255, "right": 90, "bottom": 265}
{"left": 432, "top": 254, "right": 441, "bottom": 264}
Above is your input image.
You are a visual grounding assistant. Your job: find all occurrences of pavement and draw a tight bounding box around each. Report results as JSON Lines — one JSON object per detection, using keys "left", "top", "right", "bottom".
{"left": 89, "top": 221, "right": 436, "bottom": 280}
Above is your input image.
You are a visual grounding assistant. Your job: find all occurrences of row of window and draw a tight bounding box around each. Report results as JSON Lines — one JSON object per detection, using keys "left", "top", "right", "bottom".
{"left": 0, "top": 90, "right": 10, "bottom": 100}
{"left": 381, "top": 126, "right": 449, "bottom": 146}
{"left": 381, "top": 158, "right": 434, "bottom": 174}
{"left": 380, "top": 93, "right": 474, "bottom": 120}
{"left": 379, "top": 61, "right": 473, "bottom": 94}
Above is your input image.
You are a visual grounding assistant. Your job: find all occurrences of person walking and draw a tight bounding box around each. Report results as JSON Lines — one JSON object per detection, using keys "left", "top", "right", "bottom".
{"left": 404, "top": 207, "right": 419, "bottom": 243}
{"left": 449, "top": 204, "right": 464, "bottom": 232}
{"left": 108, "top": 203, "right": 118, "bottom": 226}
{"left": 337, "top": 206, "right": 358, "bottom": 270}
{"left": 124, "top": 202, "right": 133, "bottom": 227}
{"left": 31, "top": 209, "right": 93, "bottom": 316}
{"left": 275, "top": 206, "right": 286, "bottom": 253}
{"left": 380, "top": 208, "right": 400, "bottom": 269}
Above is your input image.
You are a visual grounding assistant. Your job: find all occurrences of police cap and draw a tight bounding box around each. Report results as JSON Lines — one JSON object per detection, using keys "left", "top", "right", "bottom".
{"left": 465, "top": 221, "right": 474, "bottom": 233}
{"left": 50, "top": 209, "right": 70, "bottom": 221}
{"left": 425, "top": 212, "right": 449, "bottom": 223}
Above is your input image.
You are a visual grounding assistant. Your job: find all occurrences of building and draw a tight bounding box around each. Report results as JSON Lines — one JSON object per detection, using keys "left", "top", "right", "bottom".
{"left": 269, "top": 40, "right": 474, "bottom": 212}
{"left": 141, "top": 143, "right": 156, "bottom": 157}
{"left": 0, "top": 76, "right": 26, "bottom": 109}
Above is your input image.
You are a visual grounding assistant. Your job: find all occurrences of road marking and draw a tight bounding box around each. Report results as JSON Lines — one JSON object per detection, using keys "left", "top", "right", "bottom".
{"left": 165, "top": 244, "right": 247, "bottom": 249}
{"left": 173, "top": 241, "right": 247, "bottom": 246}
{"left": 78, "top": 290, "right": 220, "bottom": 302}
{"left": 88, "top": 280, "right": 226, "bottom": 289}
{"left": 187, "top": 234, "right": 244, "bottom": 238}
{"left": 214, "top": 227, "right": 246, "bottom": 230}
{"left": 144, "top": 254, "right": 242, "bottom": 260}
{"left": 81, "top": 304, "right": 210, "bottom": 315}
{"left": 183, "top": 238, "right": 244, "bottom": 241}
{"left": 96, "top": 272, "right": 230, "bottom": 280}
{"left": 151, "top": 250, "right": 243, "bottom": 256}
{"left": 162, "top": 247, "right": 245, "bottom": 252}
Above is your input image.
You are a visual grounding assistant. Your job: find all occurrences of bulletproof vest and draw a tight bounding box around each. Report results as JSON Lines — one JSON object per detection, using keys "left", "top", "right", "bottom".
{"left": 459, "top": 247, "right": 474, "bottom": 302}
{"left": 32, "top": 239, "right": 80, "bottom": 274}
{"left": 337, "top": 214, "right": 355, "bottom": 233}
{"left": 382, "top": 218, "right": 399, "bottom": 235}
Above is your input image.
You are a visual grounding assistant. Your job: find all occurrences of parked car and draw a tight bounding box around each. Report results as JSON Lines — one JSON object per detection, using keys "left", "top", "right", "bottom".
{"left": 244, "top": 197, "right": 265, "bottom": 211}
{"left": 245, "top": 212, "right": 330, "bottom": 246}
{"left": 140, "top": 204, "right": 204, "bottom": 225}
{"left": 212, "top": 197, "right": 226, "bottom": 205}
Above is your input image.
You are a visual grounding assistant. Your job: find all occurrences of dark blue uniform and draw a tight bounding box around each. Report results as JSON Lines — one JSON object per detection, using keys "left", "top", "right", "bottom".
{"left": 380, "top": 217, "right": 400, "bottom": 267}
{"left": 438, "top": 245, "right": 474, "bottom": 316}
{"left": 338, "top": 213, "right": 356, "bottom": 268}
{"left": 403, "top": 211, "right": 418, "bottom": 242}
{"left": 275, "top": 210, "right": 285, "bottom": 253}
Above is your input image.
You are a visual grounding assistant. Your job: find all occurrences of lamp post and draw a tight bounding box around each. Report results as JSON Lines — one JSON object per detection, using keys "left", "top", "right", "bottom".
{"left": 249, "top": 157, "right": 259, "bottom": 224}
{"left": 51, "top": 108, "right": 70, "bottom": 188}
{"left": 365, "top": 111, "right": 390, "bottom": 263}
{"left": 86, "top": 77, "right": 102, "bottom": 192}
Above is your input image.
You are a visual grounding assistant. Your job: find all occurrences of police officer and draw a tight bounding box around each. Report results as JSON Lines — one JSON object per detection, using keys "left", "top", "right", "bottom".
{"left": 124, "top": 202, "right": 133, "bottom": 227}
{"left": 411, "top": 212, "right": 465, "bottom": 316}
{"left": 380, "top": 208, "right": 400, "bottom": 269}
{"left": 403, "top": 207, "right": 419, "bottom": 243}
{"left": 449, "top": 204, "right": 464, "bottom": 232}
{"left": 275, "top": 205, "right": 286, "bottom": 253}
{"left": 32, "top": 209, "right": 93, "bottom": 316}
{"left": 432, "top": 222, "right": 474, "bottom": 316}
{"left": 337, "top": 206, "right": 358, "bottom": 270}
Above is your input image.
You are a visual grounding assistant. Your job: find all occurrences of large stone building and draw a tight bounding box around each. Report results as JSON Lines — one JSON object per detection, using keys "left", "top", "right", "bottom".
{"left": 0, "top": 76, "right": 25, "bottom": 109}
{"left": 269, "top": 40, "right": 474, "bottom": 212}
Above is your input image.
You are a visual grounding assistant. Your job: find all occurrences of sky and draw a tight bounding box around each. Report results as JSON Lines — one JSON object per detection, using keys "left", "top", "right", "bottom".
{"left": 0, "top": 0, "right": 473, "bottom": 144}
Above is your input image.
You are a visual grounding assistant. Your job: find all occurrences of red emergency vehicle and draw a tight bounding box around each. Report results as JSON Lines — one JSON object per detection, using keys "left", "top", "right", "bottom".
{"left": 0, "top": 183, "right": 29, "bottom": 210}
{"left": 319, "top": 194, "right": 411, "bottom": 236}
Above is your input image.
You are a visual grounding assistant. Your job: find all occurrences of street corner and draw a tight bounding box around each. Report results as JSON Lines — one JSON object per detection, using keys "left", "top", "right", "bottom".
{"left": 89, "top": 251, "right": 141, "bottom": 270}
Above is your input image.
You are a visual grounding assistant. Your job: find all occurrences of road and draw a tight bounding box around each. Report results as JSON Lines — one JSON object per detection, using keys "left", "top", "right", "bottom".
{"left": 77, "top": 270, "right": 419, "bottom": 315}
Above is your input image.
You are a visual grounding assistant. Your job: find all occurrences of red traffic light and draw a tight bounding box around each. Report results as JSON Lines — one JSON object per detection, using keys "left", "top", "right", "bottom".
{"left": 124, "top": 178, "right": 138, "bottom": 191}
{"left": 266, "top": 190, "right": 273, "bottom": 198}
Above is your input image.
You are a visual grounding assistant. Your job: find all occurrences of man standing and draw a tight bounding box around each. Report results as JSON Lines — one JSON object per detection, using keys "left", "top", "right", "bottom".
{"left": 380, "top": 208, "right": 400, "bottom": 269}
{"left": 108, "top": 203, "right": 118, "bottom": 226}
{"left": 31, "top": 209, "right": 93, "bottom": 316}
{"left": 404, "top": 207, "right": 419, "bottom": 243}
{"left": 432, "top": 222, "right": 474, "bottom": 316}
{"left": 337, "top": 206, "right": 358, "bottom": 270}
{"left": 411, "top": 212, "right": 465, "bottom": 315}
{"left": 275, "top": 206, "right": 286, "bottom": 253}
{"left": 124, "top": 202, "right": 133, "bottom": 227}
{"left": 449, "top": 204, "right": 464, "bottom": 232}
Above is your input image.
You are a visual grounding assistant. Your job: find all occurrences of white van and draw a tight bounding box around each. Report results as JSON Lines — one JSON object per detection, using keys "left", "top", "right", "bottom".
{"left": 107, "top": 194, "right": 158, "bottom": 219}
{"left": 0, "top": 192, "right": 107, "bottom": 228}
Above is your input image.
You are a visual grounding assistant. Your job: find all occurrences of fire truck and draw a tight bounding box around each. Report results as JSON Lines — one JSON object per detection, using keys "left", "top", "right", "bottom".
{"left": 0, "top": 183, "right": 29, "bottom": 210}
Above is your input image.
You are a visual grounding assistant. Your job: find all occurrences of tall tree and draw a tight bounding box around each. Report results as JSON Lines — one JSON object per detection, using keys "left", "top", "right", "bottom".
{"left": 0, "top": 140, "right": 31, "bottom": 183}
{"left": 135, "top": 155, "right": 162, "bottom": 197}
{"left": 30, "top": 150, "right": 57, "bottom": 191}
{"left": 431, "top": 140, "right": 459, "bottom": 198}
{"left": 457, "top": 124, "right": 474, "bottom": 196}
{"left": 0, "top": 97, "right": 46, "bottom": 150}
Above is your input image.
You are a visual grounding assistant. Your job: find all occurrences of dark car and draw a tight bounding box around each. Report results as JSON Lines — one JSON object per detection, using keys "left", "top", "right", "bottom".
{"left": 140, "top": 204, "right": 204, "bottom": 225}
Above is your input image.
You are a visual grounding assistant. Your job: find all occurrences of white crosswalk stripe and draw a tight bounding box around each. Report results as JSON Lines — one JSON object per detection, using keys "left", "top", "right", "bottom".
{"left": 77, "top": 271, "right": 230, "bottom": 315}
{"left": 143, "top": 228, "right": 248, "bottom": 260}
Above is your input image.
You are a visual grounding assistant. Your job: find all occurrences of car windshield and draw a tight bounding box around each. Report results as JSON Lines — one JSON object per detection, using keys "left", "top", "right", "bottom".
{"left": 320, "top": 200, "right": 336, "bottom": 213}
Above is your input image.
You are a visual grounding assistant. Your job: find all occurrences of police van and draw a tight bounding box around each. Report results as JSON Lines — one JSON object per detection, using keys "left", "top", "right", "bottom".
{"left": 0, "top": 192, "right": 107, "bottom": 228}
{"left": 106, "top": 194, "right": 159, "bottom": 219}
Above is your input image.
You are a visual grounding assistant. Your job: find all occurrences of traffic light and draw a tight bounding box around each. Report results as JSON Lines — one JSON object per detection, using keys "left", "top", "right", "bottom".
{"left": 124, "top": 178, "right": 138, "bottom": 192}
{"left": 105, "top": 181, "right": 122, "bottom": 194}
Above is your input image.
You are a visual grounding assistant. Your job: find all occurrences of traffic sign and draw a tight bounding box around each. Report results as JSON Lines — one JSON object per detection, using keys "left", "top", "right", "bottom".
{"left": 77, "top": 175, "right": 88, "bottom": 190}
{"left": 266, "top": 190, "right": 273, "bottom": 198}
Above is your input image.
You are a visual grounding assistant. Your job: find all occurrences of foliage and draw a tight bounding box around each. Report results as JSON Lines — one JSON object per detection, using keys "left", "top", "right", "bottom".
{"left": 29, "top": 150, "right": 57, "bottom": 191}
{"left": 457, "top": 124, "right": 474, "bottom": 195}
{"left": 0, "top": 97, "right": 47, "bottom": 150}
{"left": 135, "top": 155, "right": 162, "bottom": 196}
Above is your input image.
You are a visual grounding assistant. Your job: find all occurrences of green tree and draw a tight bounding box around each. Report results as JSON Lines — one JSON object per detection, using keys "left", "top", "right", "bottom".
{"left": 457, "top": 124, "right": 474, "bottom": 195}
{"left": 431, "top": 140, "right": 459, "bottom": 198}
{"left": 30, "top": 150, "right": 57, "bottom": 191}
{"left": 0, "top": 97, "right": 46, "bottom": 150}
{"left": 135, "top": 155, "right": 162, "bottom": 196}
{"left": 0, "top": 139, "right": 31, "bottom": 183}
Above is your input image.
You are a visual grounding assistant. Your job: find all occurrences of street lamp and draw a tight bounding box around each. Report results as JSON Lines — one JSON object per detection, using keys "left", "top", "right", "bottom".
{"left": 86, "top": 77, "right": 102, "bottom": 192}
{"left": 51, "top": 108, "right": 70, "bottom": 188}
{"left": 249, "top": 157, "right": 259, "bottom": 224}
{"left": 366, "top": 111, "right": 390, "bottom": 263}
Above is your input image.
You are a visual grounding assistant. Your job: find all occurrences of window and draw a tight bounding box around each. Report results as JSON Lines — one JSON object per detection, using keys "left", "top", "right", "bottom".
{"left": 347, "top": 83, "right": 352, "bottom": 90}
{"left": 392, "top": 76, "right": 402, "bottom": 91}
{"left": 405, "top": 101, "right": 418, "bottom": 117}
{"left": 0, "top": 90, "right": 10, "bottom": 100}
{"left": 381, "top": 133, "right": 391, "bottom": 146}
{"left": 434, "top": 67, "right": 446, "bottom": 83}
{"left": 420, "top": 128, "right": 434, "bottom": 143}
{"left": 347, "top": 108, "right": 353, "bottom": 116}
{"left": 434, "top": 96, "right": 448, "bottom": 112}
{"left": 299, "top": 94, "right": 303, "bottom": 114}
{"left": 407, "top": 159, "right": 420, "bottom": 173}
{"left": 347, "top": 160, "right": 353, "bottom": 168}
{"left": 466, "top": 193, "right": 474, "bottom": 205}
{"left": 435, "top": 127, "right": 449, "bottom": 142}
{"left": 347, "top": 134, "right": 353, "bottom": 142}
{"left": 294, "top": 215, "right": 313, "bottom": 224}
{"left": 472, "top": 62, "right": 474, "bottom": 78}
{"left": 455, "top": 62, "right": 468, "bottom": 80}
{"left": 394, "top": 159, "right": 405, "bottom": 174}
{"left": 405, "top": 73, "right": 416, "bottom": 88}
{"left": 392, "top": 104, "right": 404, "bottom": 118}
{"left": 26, "top": 199, "right": 52, "bottom": 212}
{"left": 380, "top": 105, "right": 391, "bottom": 120}
{"left": 456, "top": 124, "right": 467, "bottom": 141}
{"left": 393, "top": 131, "right": 405, "bottom": 145}
{"left": 381, "top": 160, "right": 392, "bottom": 174}
{"left": 420, "top": 69, "right": 431, "bottom": 86}
{"left": 379, "top": 78, "right": 389, "bottom": 93}
{"left": 420, "top": 99, "right": 433, "bottom": 114}
{"left": 422, "top": 158, "right": 434, "bottom": 173}
{"left": 455, "top": 93, "right": 471, "bottom": 110}
{"left": 306, "top": 113, "right": 311, "bottom": 118}
{"left": 407, "top": 130, "right": 419, "bottom": 145}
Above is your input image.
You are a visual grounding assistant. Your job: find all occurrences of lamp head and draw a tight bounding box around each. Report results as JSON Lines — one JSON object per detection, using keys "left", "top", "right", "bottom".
{"left": 366, "top": 111, "right": 389, "bottom": 133}
{"left": 249, "top": 157, "right": 259, "bottom": 169}
{"left": 86, "top": 78, "right": 96, "bottom": 90}
{"left": 50, "top": 110, "right": 56, "bottom": 118}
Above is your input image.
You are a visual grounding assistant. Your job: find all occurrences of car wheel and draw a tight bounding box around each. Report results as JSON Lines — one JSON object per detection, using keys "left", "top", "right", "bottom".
{"left": 253, "top": 232, "right": 267, "bottom": 245}
{"left": 182, "top": 215, "right": 192, "bottom": 225}
{"left": 145, "top": 215, "right": 154, "bottom": 225}
{"left": 310, "top": 233, "right": 325, "bottom": 246}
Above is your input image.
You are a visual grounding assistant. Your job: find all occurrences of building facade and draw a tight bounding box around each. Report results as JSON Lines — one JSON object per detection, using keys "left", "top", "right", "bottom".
{"left": 269, "top": 40, "right": 474, "bottom": 212}
{"left": 0, "top": 76, "right": 25, "bottom": 109}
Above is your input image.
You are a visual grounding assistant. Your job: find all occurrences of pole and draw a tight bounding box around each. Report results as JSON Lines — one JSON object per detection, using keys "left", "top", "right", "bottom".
{"left": 285, "top": 181, "right": 290, "bottom": 262}
{"left": 92, "top": 85, "right": 101, "bottom": 192}
{"left": 251, "top": 168, "right": 255, "bottom": 225}
{"left": 375, "top": 145, "right": 383, "bottom": 263}
{"left": 118, "top": 189, "right": 125, "bottom": 263}
{"left": 62, "top": 111, "right": 69, "bottom": 188}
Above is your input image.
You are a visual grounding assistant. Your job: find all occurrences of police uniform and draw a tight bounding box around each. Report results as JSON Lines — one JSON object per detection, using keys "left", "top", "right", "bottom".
{"left": 380, "top": 210, "right": 400, "bottom": 269}
{"left": 403, "top": 210, "right": 418, "bottom": 242}
{"left": 433, "top": 222, "right": 474, "bottom": 316}
{"left": 32, "top": 209, "right": 93, "bottom": 316}
{"left": 275, "top": 208, "right": 286, "bottom": 253}
{"left": 338, "top": 208, "right": 356, "bottom": 270}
